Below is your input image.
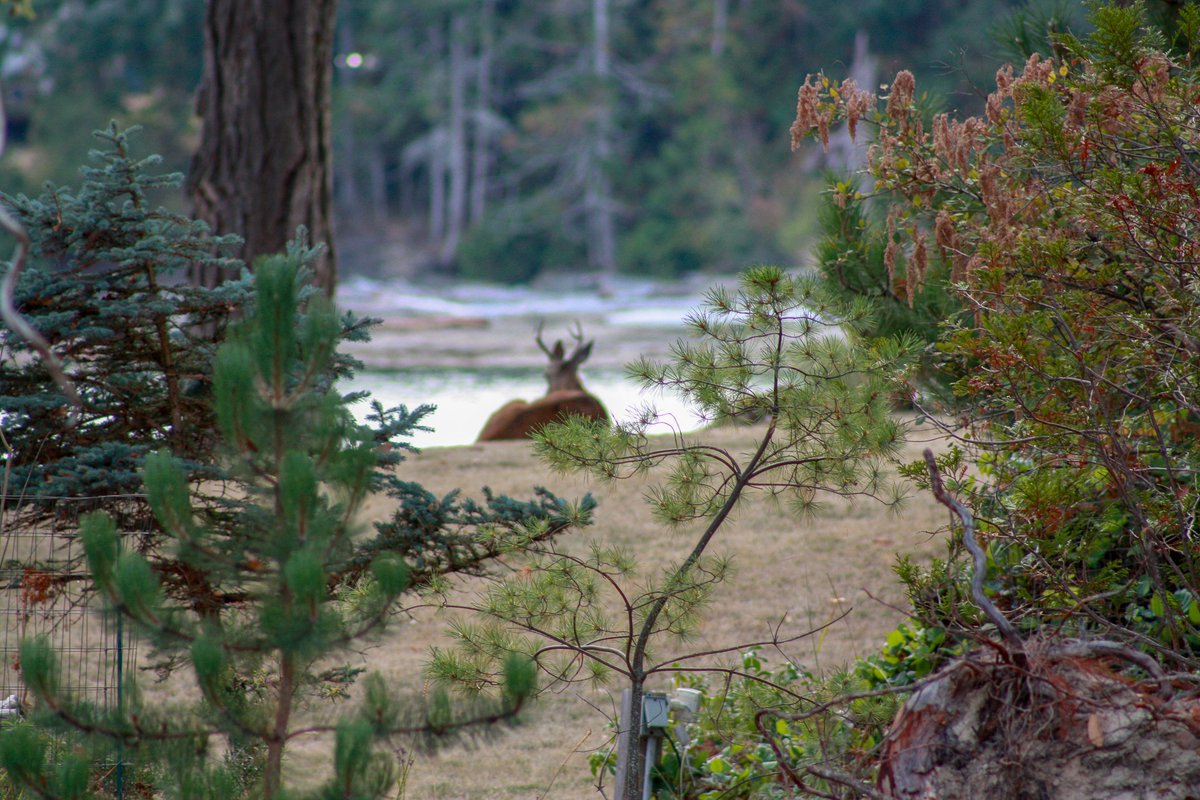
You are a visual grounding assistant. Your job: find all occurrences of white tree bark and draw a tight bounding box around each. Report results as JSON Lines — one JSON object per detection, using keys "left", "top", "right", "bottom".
{"left": 587, "top": 0, "right": 617, "bottom": 274}
{"left": 470, "top": 0, "right": 495, "bottom": 226}
{"left": 439, "top": 14, "right": 469, "bottom": 266}
{"left": 711, "top": 0, "right": 728, "bottom": 58}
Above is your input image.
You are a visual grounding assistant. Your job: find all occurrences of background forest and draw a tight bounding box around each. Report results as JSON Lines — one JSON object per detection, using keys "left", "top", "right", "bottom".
{"left": 0, "top": 0, "right": 1067, "bottom": 283}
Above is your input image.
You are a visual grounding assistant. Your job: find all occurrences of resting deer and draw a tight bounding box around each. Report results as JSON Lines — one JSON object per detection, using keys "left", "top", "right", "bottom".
{"left": 477, "top": 323, "right": 609, "bottom": 441}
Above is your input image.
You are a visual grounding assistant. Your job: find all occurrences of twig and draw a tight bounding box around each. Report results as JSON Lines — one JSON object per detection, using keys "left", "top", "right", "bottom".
{"left": 537, "top": 728, "right": 591, "bottom": 800}
{"left": 923, "top": 448, "right": 1025, "bottom": 662}
{"left": 805, "top": 764, "right": 893, "bottom": 800}
{"left": 0, "top": 88, "right": 81, "bottom": 422}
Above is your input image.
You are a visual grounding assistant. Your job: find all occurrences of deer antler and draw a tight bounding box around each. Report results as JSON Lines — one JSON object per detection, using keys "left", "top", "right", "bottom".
{"left": 535, "top": 321, "right": 552, "bottom": 357}
{"left": 535, "top": 320, "right": 566, "bottom": 360}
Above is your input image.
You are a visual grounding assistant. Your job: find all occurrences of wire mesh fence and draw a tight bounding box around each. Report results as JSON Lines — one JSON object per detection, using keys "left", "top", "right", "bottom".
{"left": 0, "top": 493, "right": 151, "bottom": 799}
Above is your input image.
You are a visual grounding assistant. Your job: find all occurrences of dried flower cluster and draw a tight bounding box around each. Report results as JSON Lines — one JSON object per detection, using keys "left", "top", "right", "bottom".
{"left": 885, "top": 70, "right": 916, "bottom": 123}
{"left": 790, "top": 73, "right": 875, "bottom": 152}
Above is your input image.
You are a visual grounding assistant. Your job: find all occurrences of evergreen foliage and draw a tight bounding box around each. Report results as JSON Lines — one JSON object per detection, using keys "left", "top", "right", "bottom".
{"left": 0, "top": 124, "right": 247, "bottom": 506}
{"left": 814, "top": 178, "right": 961, "bottom": 389}
{"left": 0, "top": 256, "right": 555, "bottom": 800}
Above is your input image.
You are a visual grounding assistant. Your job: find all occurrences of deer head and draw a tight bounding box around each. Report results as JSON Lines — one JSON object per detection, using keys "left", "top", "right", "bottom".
{"left": 536, "top": 321, "right": 594, "bottom": 393}
{"left": 476, "top": 322, "right": 607, "bottom": 441}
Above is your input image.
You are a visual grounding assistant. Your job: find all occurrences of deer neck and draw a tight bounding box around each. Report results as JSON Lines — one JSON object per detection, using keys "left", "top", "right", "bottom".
{"left": 546, "top": 374, "right": 585, "bottom": 394}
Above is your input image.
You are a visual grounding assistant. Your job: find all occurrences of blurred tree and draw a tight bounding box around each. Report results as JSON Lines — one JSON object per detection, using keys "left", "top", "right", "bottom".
{"left": 0, "top": 0, "right": 204, "bottom": 196}
{"left": 186, "top": 0, "right": 339, "bottom": 294}
{"left": 0, "top": 126, "right": 245, "bottom": 507}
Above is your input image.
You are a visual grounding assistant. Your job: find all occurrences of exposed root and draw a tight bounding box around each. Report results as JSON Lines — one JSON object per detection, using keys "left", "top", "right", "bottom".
{"left": 876, "top": 640, "right": 1200, "bottom": 799}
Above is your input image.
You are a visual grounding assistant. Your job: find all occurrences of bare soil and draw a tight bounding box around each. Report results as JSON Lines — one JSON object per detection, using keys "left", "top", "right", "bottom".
{"left": 283, "top": 420, "right": 951, "bottom": 799}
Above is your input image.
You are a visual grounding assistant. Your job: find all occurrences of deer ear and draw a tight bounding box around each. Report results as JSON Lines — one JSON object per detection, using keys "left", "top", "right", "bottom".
{"left": 569, "top": 341, "right": 594, "bottom": 367}
{"left": 551, "top": 341, "right": 565, "bottom": 359}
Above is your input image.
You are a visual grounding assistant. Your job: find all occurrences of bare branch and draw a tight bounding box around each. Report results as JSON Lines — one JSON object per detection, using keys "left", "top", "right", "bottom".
{"left": 923, "top": 448, "right": 1025, "bottom": 659}
{"left": 0, "top": 85, "right": 81, "bottom": 421}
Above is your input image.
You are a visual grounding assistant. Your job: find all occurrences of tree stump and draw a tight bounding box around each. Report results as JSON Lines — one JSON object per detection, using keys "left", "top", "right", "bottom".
{"left": 877, "top": 643, "right": 1200, "bottom": 799}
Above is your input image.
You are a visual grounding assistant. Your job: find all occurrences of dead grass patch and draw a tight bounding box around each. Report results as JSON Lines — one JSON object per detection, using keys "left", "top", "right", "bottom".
{"left": 281, "top": 420, "right": 948, "bottom": 798}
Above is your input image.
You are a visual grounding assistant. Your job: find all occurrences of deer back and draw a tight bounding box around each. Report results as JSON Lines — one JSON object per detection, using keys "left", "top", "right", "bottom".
{"left": 476, "top": 390, "right": 608, "bottom": 441}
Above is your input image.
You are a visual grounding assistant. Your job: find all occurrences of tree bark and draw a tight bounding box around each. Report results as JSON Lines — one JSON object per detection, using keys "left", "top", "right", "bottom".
{"left": 469, "top": 0, "right": 495, "bottom": 226}
{"left": 711, "top": 0, "right": 728, "bottom": 58}
{"left": 588, "top": 0, "right": 617, "bottom": 274}
{"left": 368, "top": 142, "right": 389, "bottom": 225}
{"left": 438, "top": 14, "right": 469, "bottom": 267}
{"left": 429, "top": 131, "right": 446, "bottom": 243}
{"left": 877, "top": 648, "right": 1200, "bottom": 800}
{"left": 334, "top": 22, "right": 362, "bottom": 225}
{"left": 187, "top": 0, "right": 339, "bottom": 296}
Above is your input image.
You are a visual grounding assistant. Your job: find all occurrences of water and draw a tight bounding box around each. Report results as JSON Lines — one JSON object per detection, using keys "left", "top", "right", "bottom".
{"left": 336, "top": 272, "right": 714, "bottom": 326}
{"left": 347, "top": 366, "right": 706, "bottom": 449}
{"left": 336, "top": 275, "right": 718, "bottom": 448}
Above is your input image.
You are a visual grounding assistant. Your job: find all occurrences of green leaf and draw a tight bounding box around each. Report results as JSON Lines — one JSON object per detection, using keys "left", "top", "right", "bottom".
{"left": 55, "top": 752, "right": 91, "bottom": 800}
{"left": 0, "top": 723, "right": 47, "bottom": 787}
{"left": 191, "top": 635, "right": 226, "bottom": 696}
{"left": 502, "top": 652, "right": 537, "bottom": 702}
{"left": 17, "top": 637, "right": 58, "bottom": 701}
{"left": 113, "top": 552, "right": 161, "bottom": 620}
{"left": 142, "top": 450, "right": 194, "bottom": 538}
{"left": 334, "top": 718, "right": 372, "bottom": 785}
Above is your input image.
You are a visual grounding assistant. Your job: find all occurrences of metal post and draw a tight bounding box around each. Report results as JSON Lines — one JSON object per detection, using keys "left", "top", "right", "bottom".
{"left": 115, "top": 546, "right": 125, "bottom": 800}
{"left": 613, "top": 688, "right": 634, "bottom": 800}
{"left": 642, "top": 732, "right": 661, "bottom": 800}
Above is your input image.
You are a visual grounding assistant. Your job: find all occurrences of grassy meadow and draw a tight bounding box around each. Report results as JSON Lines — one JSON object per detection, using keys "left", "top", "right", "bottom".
{"left": 282, "top": 420, "right": 950, "bottom": 799}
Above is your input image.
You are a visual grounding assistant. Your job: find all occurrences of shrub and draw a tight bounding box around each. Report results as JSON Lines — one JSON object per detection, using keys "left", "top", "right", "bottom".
{"left": 793, "top": 0, "right": 1200, "bottom": 665}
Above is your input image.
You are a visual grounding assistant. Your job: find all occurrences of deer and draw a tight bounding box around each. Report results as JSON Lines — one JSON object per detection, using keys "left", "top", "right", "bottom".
{"left": 476, "top": 322, "right": 609, "bottom": 441}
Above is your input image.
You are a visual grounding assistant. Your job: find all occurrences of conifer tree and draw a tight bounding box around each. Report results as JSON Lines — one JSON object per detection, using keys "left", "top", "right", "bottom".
{"left": 0, "top": 124, "right": 247, "bottom": 508}
{"left": 0, "top": 255, "right": 554, "bottom": 800}
{"left": 813, "top": 180, "right": 962, "bottom": 393}
{"left": 434, "top": 266, "right": 913, "bottom": 799}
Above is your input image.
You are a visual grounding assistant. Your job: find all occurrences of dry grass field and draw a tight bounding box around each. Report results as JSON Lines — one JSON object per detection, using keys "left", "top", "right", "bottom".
{"left": 283, "top": 419, "right": 951, "bottom": 799}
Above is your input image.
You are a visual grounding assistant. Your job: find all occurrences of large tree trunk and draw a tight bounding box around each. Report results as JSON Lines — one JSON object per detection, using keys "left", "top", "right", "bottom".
{"left": 187, "top": 0, "right": 339, "bottom": 296}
